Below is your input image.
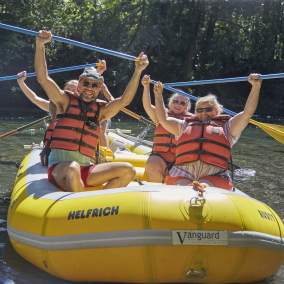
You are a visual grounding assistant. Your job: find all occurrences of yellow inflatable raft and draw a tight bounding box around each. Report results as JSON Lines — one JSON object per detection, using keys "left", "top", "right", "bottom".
{"left": 8, "top": 146, "right": 284, "bottom": 283}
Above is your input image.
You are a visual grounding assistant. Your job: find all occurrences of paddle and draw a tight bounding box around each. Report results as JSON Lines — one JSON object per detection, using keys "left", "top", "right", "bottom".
{"left": 0, "top": 63, "right": 99, "bottom": 82}
{"left": 164, "top": 73, "right": 284, "bottom": 87}
{"left": 1, "top": 22, "right": 282, "bottom": 143}
{"left": 121, "top": 108, "right": 156, "bottom": 126}
{"left": 0, "top": 22, "right": 135, "bottom": 61}
{"left": 0, "top": 115, "right": 50, "bottom": 139}
{"left": 151, "top": 80, "right": 284, "bottom": 144}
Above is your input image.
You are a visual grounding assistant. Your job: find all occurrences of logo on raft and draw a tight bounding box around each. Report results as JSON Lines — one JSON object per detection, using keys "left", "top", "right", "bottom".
{"left": 67, "top": 206, "right": 119, "bottom": 220}
{"left": 258, "top": 210, "right": 276, "bottom": 222}
{"left": 172, "top": 230, "right": 228, "bottom": 245}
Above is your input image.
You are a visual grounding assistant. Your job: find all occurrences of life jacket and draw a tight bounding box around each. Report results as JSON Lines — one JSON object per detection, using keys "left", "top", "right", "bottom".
{"left": 152, "top": 112, "right": 192, "bottom": 155}
{"left": 175, "top": 115, "right": 232, "bottom": 170}
{"left": 43, "top": 120, "right": 57, "bottom": 146}
{"left": 40, "top": 119, "right": 57, "bottom": 166}
{"left": 50, "top": 95, "right": 101, "bottom": 159}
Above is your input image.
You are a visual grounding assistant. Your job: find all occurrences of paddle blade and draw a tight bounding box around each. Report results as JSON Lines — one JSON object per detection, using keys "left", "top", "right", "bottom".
{"left": 259, "top": 123, "right": 284, "bottom": 144}
{"left": 250, "top": 119, "right": 284, "bottom": 144}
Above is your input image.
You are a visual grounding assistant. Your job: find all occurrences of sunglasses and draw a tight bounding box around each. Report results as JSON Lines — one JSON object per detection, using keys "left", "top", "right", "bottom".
{"left": 196, "top": 107, "right": 214, "bottom": 113}
{"left": 172, "top": 99, "right": 187, "bottom": 106}
{"left": 82, "top": 80, "right": 100, "bottom": 88}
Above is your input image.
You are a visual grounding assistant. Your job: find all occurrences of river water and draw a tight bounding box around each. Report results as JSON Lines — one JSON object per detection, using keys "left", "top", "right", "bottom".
{"left": 0, "top": 117, "right": 283, "bottom": 284}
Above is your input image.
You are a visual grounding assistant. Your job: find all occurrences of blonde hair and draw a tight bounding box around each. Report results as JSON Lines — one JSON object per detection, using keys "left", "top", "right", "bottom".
{"left": 168, "top": 93, "right": 191, "bottom": 111}
{"left": 64, "top": 80, "right": 78, "bottom": 91}
{"left": 195, "top": 94, "right": 223, "bottom": 115}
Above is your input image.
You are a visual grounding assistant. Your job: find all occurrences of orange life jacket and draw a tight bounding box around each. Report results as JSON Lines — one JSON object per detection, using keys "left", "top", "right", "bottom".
{"left": 50, "top": 95, "right": 101, "bottom": 158}
{"left": 175, "top": 115, "right": 232, "bottom": 169}
{"left": 40, "top": 120, "right": 58, "bottom": 166}
{"left": 152, "top": 112, "right": 192, "bottom": 154}
{"left": 43, "top": 120, "right": 57, "bottom": 146}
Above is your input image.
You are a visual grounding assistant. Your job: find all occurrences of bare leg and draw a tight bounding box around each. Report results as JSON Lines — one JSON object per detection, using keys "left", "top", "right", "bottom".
{"left": 86, "top": 162, "right": 136, "bottom": 189}
{"left": 145, "top": 155, "right": 167, "bottom": 183}
{"left": 51, "top": 161, "right": 85, "bottom": 192}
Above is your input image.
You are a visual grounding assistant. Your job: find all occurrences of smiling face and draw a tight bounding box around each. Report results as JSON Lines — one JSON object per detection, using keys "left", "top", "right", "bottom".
{"left": 195, "top": 101, "right": 218, "bottom": 121}
{"left": 77, "top": 77, "right": 103, "bottom": 102}
{"left": 194, "top": 94, "right": 223, "bottom": 121}
{"left": 168, "top": 94, "right": 190, "bottom": 115}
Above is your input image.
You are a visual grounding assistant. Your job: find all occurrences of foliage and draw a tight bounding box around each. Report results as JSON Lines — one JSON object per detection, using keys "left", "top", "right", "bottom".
{"left": 0, "top": 0, "right": 284, "bottom": 116}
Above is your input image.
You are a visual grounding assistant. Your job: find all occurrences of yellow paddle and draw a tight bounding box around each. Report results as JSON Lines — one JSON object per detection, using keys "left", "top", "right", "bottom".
{"left": 0, "top": 115, "right": 50, "bottom": 139}
{"left": 249, "top": 119, "right": 284, "bottom": 144}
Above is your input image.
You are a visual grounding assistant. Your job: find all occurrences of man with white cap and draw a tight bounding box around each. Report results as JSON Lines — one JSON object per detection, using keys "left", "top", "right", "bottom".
{"left": 35, "top": 30, "right": 149, "bottom": 192}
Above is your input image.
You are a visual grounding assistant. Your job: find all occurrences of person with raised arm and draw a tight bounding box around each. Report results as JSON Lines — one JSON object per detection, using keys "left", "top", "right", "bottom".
{"left": 35, "top": 30, "right": 149, "bottom": 192}
{"left": 141, "top": 74, "right": 192, "bottom": 182}
{"left": 17, "top": 70, "right": 78, "bottom": 166}
{"left": 153, "top": 74, "right": 262, "bottom": 190}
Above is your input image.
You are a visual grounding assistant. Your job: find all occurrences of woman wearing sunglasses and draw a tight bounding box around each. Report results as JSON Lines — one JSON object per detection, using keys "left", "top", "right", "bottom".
{"left": 153, "top": 74, "right": 262, "bottom": 190}
{"left": 142, "top": 75, "right": 192, "bottom": 183}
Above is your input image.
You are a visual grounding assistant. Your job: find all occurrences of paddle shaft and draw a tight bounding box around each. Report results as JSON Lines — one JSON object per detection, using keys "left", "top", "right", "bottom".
{"left": 0, "top": 23, "right": 135, "bottom": 61}
{"left": 0, "top": 63, "right": 99, "bottom": 82}
{"left": 165, "top": 73, "right": 284, "bottom": 87}
{"left": 122, "top": 108, "right": 156, "bottom": 126}
{"left": 0, "top": 115, "right": 50, "bottom": 139}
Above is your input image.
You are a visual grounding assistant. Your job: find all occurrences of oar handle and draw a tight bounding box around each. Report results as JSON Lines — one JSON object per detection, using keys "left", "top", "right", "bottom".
{"left": 0, "top": 22, "right": 136, "bottom": 61}
{"left": 0, "top": 63, "right": 98, "bottom": 82}
{"left": 165, "top": 73, "right": 284, "bottom": 87}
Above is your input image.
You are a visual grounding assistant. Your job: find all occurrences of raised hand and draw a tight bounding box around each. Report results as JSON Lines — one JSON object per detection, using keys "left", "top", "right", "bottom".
{"left": 96, "top": 60, "right": 107, "bottom": 75}
{"left": 17, "top": 71, "right": 27, "bottom": 83}
{"left": 36, "top": 30, "right": 52, "bottom": 45}
{"left": 135, "top": 52, "right": 149, "bottom": 73}
{"left": 248, "top": 73, "right": 262, "bottom": 88}
{"left": 141, "top": 74, "right": 151, "bottom": 87}
{"left": 153, "top": 81, "right": 163, "bottom": 97}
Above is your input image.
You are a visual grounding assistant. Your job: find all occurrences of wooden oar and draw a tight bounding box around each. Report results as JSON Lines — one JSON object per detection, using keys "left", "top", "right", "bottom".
{"left": 0, "top": 115, "right": 50, "bottom": 139}
{"left": 121, "top": 108, "right": 156, "bottom": 126}
{"left": 154, "top": 81, "right": 284, "bottom": 145}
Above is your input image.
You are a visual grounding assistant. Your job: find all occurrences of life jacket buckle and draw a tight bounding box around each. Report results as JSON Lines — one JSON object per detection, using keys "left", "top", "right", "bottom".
{"left": 189, "top": 196, "right": 205, "bottom": 207}
{"left": 186, "top": 267, "right": 207, "bottom": 279}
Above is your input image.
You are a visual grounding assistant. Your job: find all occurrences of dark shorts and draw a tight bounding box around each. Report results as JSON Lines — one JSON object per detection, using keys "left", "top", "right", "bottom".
{"left": 48, "top": 163, "right": 96, "bottom": 190}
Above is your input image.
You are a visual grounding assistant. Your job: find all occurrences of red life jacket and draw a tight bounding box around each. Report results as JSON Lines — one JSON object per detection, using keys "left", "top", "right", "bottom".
{"left": 175, "top": 115, "right": 232, "bottom": 169}
{"left": 50, "top": 95, "right": 101, "bottom": 158}
{"left": 152, "top": 112, "right": 192, "bottom": 155}
{"left": 40, "top": 120, "right": 58, "bottom": 166}
{"left": 43, "top": 120, "right": 57, "bottom": 146}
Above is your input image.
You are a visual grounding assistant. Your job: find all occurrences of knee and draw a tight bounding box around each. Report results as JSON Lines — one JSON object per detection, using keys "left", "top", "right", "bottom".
{"left": 145, "top": 160, "right": 161, "bottom": 174}
{"left": 66, "top": 162, "right": 81, "bottom": 179}
{"left": 120, "top": 163, "right": 136, "bottom": 180}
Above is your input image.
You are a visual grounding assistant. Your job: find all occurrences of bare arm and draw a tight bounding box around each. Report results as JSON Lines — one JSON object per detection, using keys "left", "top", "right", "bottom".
{"left": 17, "top": 71, "right": 49, "bottom": 112}
{"left": 154, "top": 82, "right": 183, "bottom": 136}
{"left": 141, "top": 75, "right": 158, "bottom": 124}
{"left": 35, "top": 30, "right": 68, "bottom": 110}
{"left": 230, "top": 73, "right": 262, "bottom": 138}
{"left": 100, "top": 52, "right": 149, "bottom": 121}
